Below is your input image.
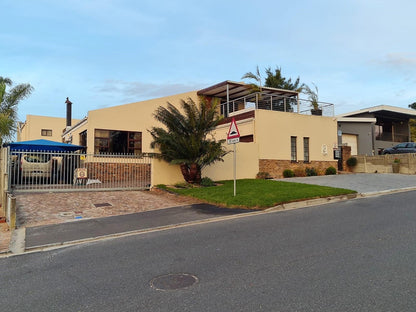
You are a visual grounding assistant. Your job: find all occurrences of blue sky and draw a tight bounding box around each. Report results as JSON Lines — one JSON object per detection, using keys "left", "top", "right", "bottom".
{"left": 2, "top": 0, "right": 416, "bottom": 121}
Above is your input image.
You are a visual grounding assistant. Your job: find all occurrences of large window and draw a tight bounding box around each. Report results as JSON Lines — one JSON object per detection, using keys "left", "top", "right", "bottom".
{"left": 94, "top": 129, "right": 142, "bottom": 154}
{"left": 291, "top": 136, "right": 297, "bottom": 161}
{"left": 303, "top": 137, "right": 310, "bottom": 162}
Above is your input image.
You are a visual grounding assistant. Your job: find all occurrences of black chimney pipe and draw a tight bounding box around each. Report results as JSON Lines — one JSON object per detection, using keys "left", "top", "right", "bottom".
{"left": 65, "top": 97, "right": 72, "bottom": 127}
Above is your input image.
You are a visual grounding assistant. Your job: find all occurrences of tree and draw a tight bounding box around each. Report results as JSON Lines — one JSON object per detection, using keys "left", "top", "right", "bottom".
{"left": 0, "top": 77, "right": 33, "bottom": 143}
{"left": 264, "top": 66, "right": 305, "bottom": 92}
{"left": 241, "top": 65, "right": 263, "bottom": 93}
{"left": 408, "top": 102, "right": 416, "bottom": 141}
{"left": 149, "top": 97, "right": 228, "bottom": 184}
{"left": 303, "top": 83, "right": 319, "bottom": 110}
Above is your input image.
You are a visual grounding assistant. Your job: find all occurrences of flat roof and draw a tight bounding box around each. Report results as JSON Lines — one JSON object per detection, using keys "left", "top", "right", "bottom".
{"left": 338, "top": 105, "right": 416, "bottom": 119}
{"left": 197, "top": 80, "right": 298, "bottom": 101}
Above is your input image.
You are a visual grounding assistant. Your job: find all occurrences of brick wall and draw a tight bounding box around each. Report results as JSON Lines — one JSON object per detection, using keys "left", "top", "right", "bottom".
{"left": 341, "top": 146, "right": 352, "bottom": 172}
{"left": 259, "top": 159, "right": 338, "bottom": 178}
{"left": 86, "top": 162, "right": 151, "bottom": 183}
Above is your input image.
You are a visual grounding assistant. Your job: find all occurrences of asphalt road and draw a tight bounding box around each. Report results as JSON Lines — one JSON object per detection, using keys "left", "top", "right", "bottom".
{"left": 2, "top": 191, "right": 416, "bottom": 311}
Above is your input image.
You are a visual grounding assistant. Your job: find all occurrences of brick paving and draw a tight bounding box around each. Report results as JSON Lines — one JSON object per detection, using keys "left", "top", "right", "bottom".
{"left": 0, "top": 189, "right": 200, "bottom": 253}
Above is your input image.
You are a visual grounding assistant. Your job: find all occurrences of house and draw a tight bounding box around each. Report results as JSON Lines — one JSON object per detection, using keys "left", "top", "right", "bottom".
{"left": 337, "top": 105, "right": 416, "bottom": 155}
{"left": 17, "top": 115, "right": 80, "bottom": 143}
{"left": 61, "top": 81, "right": 338, "bottom": 185}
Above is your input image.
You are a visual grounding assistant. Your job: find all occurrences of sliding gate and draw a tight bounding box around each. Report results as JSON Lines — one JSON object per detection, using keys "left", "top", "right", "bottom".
{"left": 7, "top": 149, "right": 152, "bottom": 193}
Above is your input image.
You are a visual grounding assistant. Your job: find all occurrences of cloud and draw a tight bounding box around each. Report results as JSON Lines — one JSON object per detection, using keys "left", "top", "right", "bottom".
{"left": 375, "top": 53, "right": 416, "bottom": 72}
{"left": 93, "top": 80, "right": 206, "bottom": 103}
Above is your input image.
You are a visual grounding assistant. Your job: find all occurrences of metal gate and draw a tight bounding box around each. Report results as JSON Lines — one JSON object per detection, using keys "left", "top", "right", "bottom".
{"left": 7, "top": 149, "right": 152, "bottom": 193}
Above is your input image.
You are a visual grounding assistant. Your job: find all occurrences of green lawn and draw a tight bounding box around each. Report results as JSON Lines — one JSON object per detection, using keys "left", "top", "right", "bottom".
{"left": 162, "top": 179, "right": 356, "bottom": 209}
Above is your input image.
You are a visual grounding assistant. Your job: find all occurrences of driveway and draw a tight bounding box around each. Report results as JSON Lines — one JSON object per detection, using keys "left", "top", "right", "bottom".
{"left": 276, "top": 173, "right": 416, "bottom": 194}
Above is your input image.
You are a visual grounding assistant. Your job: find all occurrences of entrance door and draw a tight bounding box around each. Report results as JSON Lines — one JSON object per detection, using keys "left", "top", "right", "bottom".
{"left": 342, "top": 134, "right": 358, "bottom": 155}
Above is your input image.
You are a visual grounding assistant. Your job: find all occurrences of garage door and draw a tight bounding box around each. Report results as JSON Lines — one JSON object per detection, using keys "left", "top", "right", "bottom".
{"left": 342, "top": 134, "right": 358, "bottom": 155}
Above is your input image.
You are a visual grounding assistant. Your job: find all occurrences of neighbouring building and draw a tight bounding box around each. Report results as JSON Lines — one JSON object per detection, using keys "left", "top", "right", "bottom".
{"left": 337, "top": 105, "right": 416, "bottom": 155}
{"left": 17, "top": 115, "right": 80, "bottom": 143}
{"left": 61, "top": 81, "right": 338, "bottom": 185}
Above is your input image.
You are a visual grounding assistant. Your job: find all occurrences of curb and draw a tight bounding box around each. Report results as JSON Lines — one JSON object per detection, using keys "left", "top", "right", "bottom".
{"left": 5, "top": 187, "right": 416, "bottom": 256}
{"left": 22, "top": 193, "right": 359, "bottom": 254}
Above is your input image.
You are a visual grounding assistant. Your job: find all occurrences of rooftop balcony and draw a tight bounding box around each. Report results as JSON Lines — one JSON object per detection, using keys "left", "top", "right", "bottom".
{"left": 220, "top": 92, "right": 334, "bottom": 118}
{"left": 197, "top": 80, "right": 334, "bottom": 120}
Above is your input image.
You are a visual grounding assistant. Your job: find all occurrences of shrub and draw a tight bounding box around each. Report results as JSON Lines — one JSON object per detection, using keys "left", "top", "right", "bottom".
{"left": 346, "top": 157, "right": 357, "bottom": 167}
{"left": 393, "top": 158, "right": 400, "bottom": 163}
{"left": 283, "top": 169, "right": 294, "bottom": 178}
{"left": 325, "top": 166, "right": 337, "bottom": 175}
{"left": 305, "top": 167, "right": 318, "bottom": 176}
{"left": 293, "top": 168, "right": 306, "bottom": 177}
{"left": 256, "top": 172, "right": 271, "bottom": 179}
{"left": 200, "top": 177, "right": 216, "bottom": 187}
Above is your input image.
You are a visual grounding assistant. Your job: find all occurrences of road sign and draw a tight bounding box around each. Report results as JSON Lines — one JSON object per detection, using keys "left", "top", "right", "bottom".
{"left": 227, "top": 118, "right": 240, "bottom": 145}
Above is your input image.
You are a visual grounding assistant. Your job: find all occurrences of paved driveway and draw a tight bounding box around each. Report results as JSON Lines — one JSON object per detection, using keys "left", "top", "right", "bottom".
{"left": 276, "top": 173, "right": 416, "bottom": 194}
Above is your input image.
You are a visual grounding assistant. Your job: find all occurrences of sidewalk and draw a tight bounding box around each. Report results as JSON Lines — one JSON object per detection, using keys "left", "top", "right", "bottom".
{"left": 25, "top": 203, "right": 252, "bottom": 250}
{"left": 4, "top": 173, "right": 416, "bottom": 255}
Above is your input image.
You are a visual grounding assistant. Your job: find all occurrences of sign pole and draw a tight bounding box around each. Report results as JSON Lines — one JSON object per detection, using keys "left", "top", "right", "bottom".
{"left": 227, "top": 117, "right": 240, "bottom": 197}
{"left": 233, "top": 142, "right": 236, "bottom": 196}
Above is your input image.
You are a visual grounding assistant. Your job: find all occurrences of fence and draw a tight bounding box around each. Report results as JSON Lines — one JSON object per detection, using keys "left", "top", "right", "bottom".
{"left": 7, "top": 149, "right": 152, "bottom": 193}
{"left": 352, "top": 153, "right": 416, "bottom": 174}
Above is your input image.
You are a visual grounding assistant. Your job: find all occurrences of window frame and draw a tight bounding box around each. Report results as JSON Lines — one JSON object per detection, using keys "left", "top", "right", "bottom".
{"left": 291, "top": 136, "right": 297, "bottom": 162}
{"left": 303, "top": 137, "right": 310, "bottom": 163}
{"left": 41, "top": 129, "right": 52, "bottom": 137}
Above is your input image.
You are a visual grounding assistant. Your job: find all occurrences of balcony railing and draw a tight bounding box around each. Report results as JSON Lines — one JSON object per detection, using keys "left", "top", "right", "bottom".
{"left": 220, "top": 92, "right": 334, "bottom": 117}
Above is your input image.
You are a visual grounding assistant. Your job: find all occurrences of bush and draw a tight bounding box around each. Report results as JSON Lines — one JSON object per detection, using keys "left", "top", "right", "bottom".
{"left": 325, "top": 166, "right": 337, "bottom": 175}
{"left": 293, "top": 168, "right": 306, "bottom": 177}
{"left": 305, "top": 167, "right": 318, "bottom": 176}
{"left": 346, "top": 157, "right": 357, "bottom": 167}
{"left": 200, "top": 177, "right": 216, "bottom": 187}
{"left": 283, "top": 169, "right": 294, "bottom": 178}
{"left": 256, "top": 172, "right": 271, "bottom": 179}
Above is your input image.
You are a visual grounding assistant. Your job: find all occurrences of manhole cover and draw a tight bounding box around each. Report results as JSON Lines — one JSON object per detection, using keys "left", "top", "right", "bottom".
{"left": 93, "top": 203, "right": 112, "bottom": 208}
{"left": 150, "top": 273, "right": 198, "bottom": 291}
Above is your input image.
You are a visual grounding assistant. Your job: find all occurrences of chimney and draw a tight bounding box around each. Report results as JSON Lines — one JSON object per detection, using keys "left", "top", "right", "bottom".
{"left": 65, "top": 97, "right": 72, "bottom": 130}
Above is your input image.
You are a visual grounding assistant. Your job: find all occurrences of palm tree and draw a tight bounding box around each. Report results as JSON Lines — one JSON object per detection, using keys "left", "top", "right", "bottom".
{"left": 149, "top": 97, "right": 228, "bottom": 184}
{"left": 241, "top": 65, "right": 263, "bottom": 93}
{"left": 0, "top": 77, "right": 33, "bottom": 143}
{"left": 264, "top": 66, "right": 305, "bottom": 92}
{"left": 303, "top": 83, "right": 319, "bottom": 110}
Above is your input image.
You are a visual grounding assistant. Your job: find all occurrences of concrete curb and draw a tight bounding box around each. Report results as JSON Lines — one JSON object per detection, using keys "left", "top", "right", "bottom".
{"left": 21, "top": 193, "right": 359, "bottom": 254}
{"left": 5, "top": 187, "right": 416, "bottom": 256}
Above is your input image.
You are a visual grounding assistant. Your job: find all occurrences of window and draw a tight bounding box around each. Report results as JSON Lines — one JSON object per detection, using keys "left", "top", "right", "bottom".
{"left": 291, "top": 136, "right": 297, "bottom": 161}
{"left": 41, "top": 129, "right": 52, "bottom": 136}
{"left": 79, "top": 130, "right": 87, "bottom": 147}
{"left": 94, "top": 129, "right": 142, "bottom": 154}
{"left": 303, "top": 137, "right": 310, "bottom": 162}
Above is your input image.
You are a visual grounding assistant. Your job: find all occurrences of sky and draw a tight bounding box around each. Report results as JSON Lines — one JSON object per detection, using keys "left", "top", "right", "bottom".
{"left": 2, "top": 0, "right": 416, "bottom": 122}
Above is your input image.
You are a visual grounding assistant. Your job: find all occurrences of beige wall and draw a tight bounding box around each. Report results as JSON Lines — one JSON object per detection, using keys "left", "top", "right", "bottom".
{"left": 255, "top": 110, "right": 338, "bottom": 161}
{"left": 18, "top": 115, "right": 80, "bottom": 142}
{"left": 84, "top": 91, "right": 198, "bottom": 154}
{"left": 202, "top": 142, "right": 259, "bottom": 181}
{"left": 63, "top": 93, "right": 338, "bottom": 185}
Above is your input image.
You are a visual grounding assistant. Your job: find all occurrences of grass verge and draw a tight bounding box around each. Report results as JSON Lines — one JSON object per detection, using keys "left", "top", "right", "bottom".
{"left": 163, "top": 179, "right": 356, "bottom": 209}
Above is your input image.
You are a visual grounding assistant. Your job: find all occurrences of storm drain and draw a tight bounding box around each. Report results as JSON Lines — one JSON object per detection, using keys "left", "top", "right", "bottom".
{"left": 150, "top": 273, "right": 198, "bottom": 291}
{"left": 93, "top": 203, "right": 112, "bottom": 208}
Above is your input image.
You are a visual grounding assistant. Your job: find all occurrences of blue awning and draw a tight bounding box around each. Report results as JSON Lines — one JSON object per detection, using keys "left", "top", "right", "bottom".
{"left": 4, "top": 139, "right": 85, "bottom": 152}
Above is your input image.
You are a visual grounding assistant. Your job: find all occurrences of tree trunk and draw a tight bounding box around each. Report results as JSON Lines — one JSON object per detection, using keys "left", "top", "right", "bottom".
{"left": 189, "top": 163, "right": 201, "bottom": 184}
{"left": 179, "top": 163, "right": 201, "bottom": 184}
{"left": 180, "top": 163, "right": 190, "bottom": 183}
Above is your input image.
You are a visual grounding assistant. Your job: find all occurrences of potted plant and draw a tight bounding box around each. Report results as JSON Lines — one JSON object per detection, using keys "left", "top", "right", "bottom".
{"left": 392, "top": 157, "right": 400, "bottom": 173}
{"left": 304, "top": 83, "right": 322, "bottom": 115}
